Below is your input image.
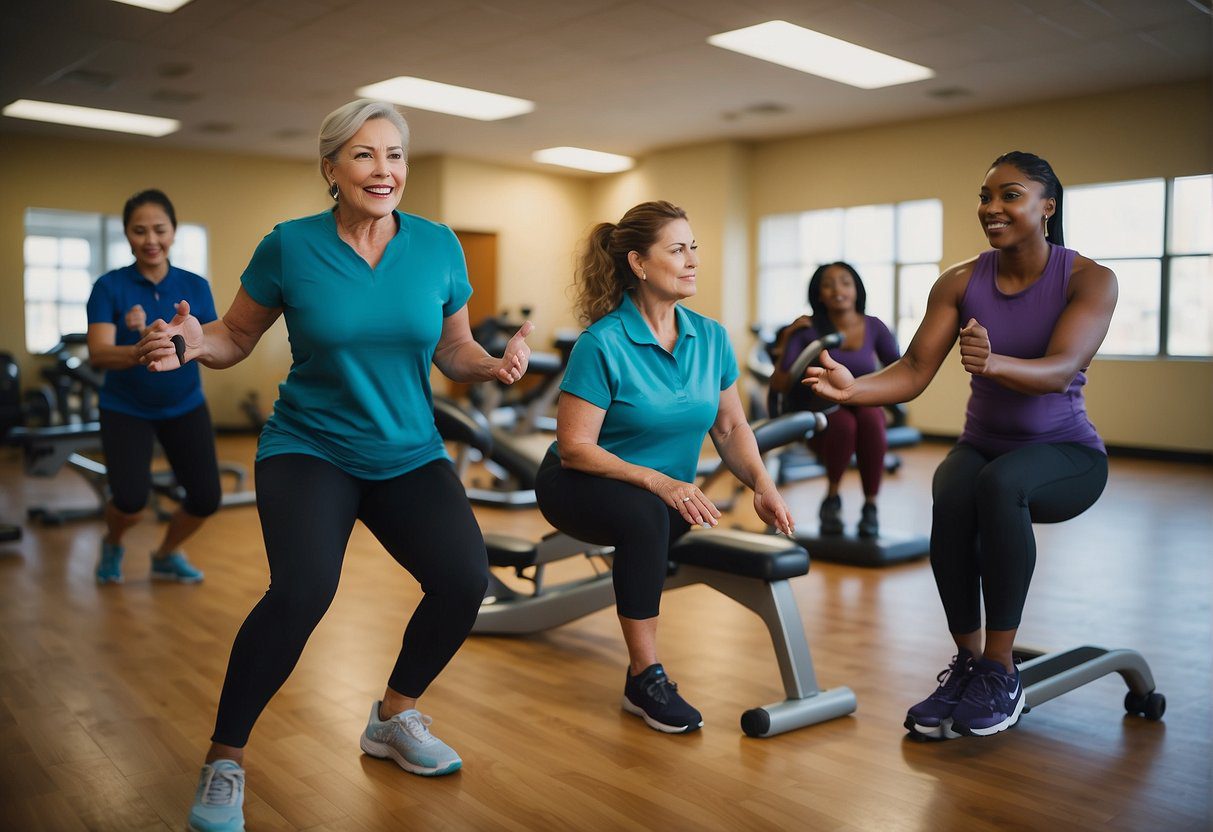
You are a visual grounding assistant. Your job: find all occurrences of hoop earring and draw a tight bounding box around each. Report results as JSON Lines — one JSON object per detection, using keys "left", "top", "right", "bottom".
{"left": 329, "top": 181, "right": 339, "bottom": 201}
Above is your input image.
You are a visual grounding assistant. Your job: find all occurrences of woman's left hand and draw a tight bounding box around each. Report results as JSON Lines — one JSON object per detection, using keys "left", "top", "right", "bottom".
{"left": 494, "top": 321, "right": 534, "bottom": 384}
{"left": 959, "top": 317, "right": 993, "bottom": 376}
{"left": 754, "top": 487, "right": 795, "bottom": 536}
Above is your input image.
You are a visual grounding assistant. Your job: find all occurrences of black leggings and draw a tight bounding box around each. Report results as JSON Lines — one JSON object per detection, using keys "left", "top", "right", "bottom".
{"left": 98, "top": 404, "right": 221, "bottom": 517}
{"left": 211, "top": 454, "right": 488, "bottom": 748}
{"left": 535, "top": 452, "right": 689, "bottom": 620}
{"left": 931, "top": 442, "right": 1108, "bottom": 633}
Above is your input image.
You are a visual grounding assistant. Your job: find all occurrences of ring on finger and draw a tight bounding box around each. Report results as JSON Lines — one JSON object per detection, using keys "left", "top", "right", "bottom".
{"left": 681, "top": 496, "right": 691, "bottom": 502}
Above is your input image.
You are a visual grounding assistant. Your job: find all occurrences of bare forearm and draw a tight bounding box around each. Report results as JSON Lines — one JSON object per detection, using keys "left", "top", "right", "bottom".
{"left": 983, "top": 354, "right": 1077, "bottom": 395}
{"left": 434, "top": 340, "right": 497, "bottom": 383}
{"left": 193, "top": 320, "right": 258, "bottom": 369}
{"left": 714, "top": 425, "right": 774, "bottom": 494}
{"left": 838, "top": 358, "right": 931, "bottom": 406}
{"left": 558, "top": 441, "right": 663, "bottom": 491}
{"left": 89, "top": 343, "right": 140, "bottom": 370}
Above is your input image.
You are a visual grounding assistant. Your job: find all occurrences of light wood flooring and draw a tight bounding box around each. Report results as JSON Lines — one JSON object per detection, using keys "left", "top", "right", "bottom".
{"left": 0, "top": 436, "right": 1209, "bottom": 831}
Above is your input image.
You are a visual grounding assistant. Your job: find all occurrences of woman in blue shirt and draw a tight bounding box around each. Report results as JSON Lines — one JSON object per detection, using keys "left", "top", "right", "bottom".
{"left": 137, "top": 101, "right": 533, "bottom": 832}
{"left": 536, "top": 201, "right": 796, "bottom": 734}
{"left": 86, "top": 189, "right": 220, "bottom": 585}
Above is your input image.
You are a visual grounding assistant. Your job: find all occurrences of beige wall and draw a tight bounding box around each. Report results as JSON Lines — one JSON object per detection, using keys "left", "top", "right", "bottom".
{"left": 0, "top": 133, "right": 326, "bottom": 425}
{"left": 749, "top": 79, "right": 1213, "bottom": 452}
{"left": 3, "top": 79, "right": 1209, "bottom": 450}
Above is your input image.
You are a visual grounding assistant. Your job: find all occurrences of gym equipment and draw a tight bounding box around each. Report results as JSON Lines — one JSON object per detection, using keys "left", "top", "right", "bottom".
{"left": 768, "top": 334, "right": 930, "bottom": 567}
{"left": 441, "top": 405, "right": 853, "bottom": 737}
{"left": 436, "top": 395, "right": 543, "bottom": 508}
{"left": 8, "top": 422, "right": 255, "bottom": 526}
{"left": 1007, "top": 645, "right": 1166, "bottom": 728}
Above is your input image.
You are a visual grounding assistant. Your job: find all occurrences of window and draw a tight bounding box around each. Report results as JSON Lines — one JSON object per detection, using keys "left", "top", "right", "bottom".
{"left": 757, "top": 199, "right": 942, "bottom": 345}
{"left": 23, "top": 208, "right": 208, "bottom": 354}
{"left": 1064, "top": 174, "right": 1212, "bottom": 357}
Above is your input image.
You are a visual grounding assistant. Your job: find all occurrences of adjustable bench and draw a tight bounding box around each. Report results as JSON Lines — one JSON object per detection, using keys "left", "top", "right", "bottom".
{"left": 476, "top": 527, "right": 857, "bottom": 738}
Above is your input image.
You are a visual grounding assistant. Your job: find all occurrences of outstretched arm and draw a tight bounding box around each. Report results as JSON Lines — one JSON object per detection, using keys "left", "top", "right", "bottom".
{"left": 804, "top": 261, "right": 973, "bottom": 405}
{"left": 433, "top": 306, "right": 533, "bottom": 384}
{"left": 959, "top": 258, "right": 1117, "bottom": 395}
{"left": 137, "top": 288, "right": 281, "bottom": 371}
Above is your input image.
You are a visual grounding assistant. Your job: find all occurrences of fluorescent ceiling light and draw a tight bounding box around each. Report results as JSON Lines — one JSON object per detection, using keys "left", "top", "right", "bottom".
{"left": 2, "top": 99, "right": 180, "bottom": 137}
{"left": 356, "top": 77, "right": 534, "bottom": 121}
{"left": 532, "top": 147, "right": 634, "bottom": 174}
{"left": 108, "top": 0, "right": 195, "bottom": 11}
{"left": 708, "top": 20, "right": 934, "bottom": 89}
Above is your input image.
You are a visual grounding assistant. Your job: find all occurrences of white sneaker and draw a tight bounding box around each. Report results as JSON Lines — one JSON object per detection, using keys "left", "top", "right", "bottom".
{"left": 359, "top": 701, "right": 462, "bottom": 776}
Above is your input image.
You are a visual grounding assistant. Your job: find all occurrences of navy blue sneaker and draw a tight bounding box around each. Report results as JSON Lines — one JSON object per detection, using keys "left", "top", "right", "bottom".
{"left": 904, "top": 649, "right": 974, "bottom": 740}
{"left": 622, "top": 664, "right": 703, "bottom": 733}
{"left": 951, "top": 657, "right": 1025, "bottom": 737}
{"left": 819, "top": 495, "right": 843, "bottom": 535}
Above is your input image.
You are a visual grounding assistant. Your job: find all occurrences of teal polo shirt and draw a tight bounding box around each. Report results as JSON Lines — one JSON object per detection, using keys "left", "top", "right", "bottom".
{"left": 555, "top": 292, "right": 738, "bottom": 483}
{"left": 240, "top": 209, "right": 472, "bottom": 478}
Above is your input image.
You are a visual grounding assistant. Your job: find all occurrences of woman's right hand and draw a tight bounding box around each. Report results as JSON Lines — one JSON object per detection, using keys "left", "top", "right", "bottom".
{"left": 647, "top": 473, "right": 721, "bottom": 528}
{"left": 137, "top": 300, "right": 204, "bottom": 371}
{"left": 801, "top": 348, "right": 856, "bottom": 402}
{"left": 125, "top": 304, "right": 147, "bottom": 333}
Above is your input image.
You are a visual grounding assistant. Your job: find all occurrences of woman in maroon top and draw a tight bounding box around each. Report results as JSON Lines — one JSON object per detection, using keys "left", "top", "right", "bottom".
{"left": 770, "top": 262, "right": 900, "bottom": 537}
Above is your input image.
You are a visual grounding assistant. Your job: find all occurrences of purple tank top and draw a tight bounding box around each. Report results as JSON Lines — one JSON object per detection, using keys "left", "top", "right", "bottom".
{"left": 958, "top": 244, "right": 1105, "bottom": 455}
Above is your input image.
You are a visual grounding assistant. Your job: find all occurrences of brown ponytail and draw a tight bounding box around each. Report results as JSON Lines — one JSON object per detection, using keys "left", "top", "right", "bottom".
{"left": 573, "top": 200, "right": 688, "bottom": 324}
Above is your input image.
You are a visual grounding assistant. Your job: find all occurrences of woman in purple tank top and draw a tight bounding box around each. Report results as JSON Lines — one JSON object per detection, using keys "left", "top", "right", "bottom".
{"left": 770, "top": 263, "right": 901, "bottom": 538}
{"left": 804, "top": 152, "right": 1118, "bottom": 740}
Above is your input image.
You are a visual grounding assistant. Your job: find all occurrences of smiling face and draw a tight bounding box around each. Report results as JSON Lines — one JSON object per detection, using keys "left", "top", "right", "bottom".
{"left": 629, "top": 218, "right": 699, "bottom": 302}
{"left": 324, "top": 117, "right": 408, "bottom": 221}
{"left": 979, "top": 163, "right": 1055, "bottom": 248}
{"left": 125, "top": 203, "right": 175, "bottom": 273}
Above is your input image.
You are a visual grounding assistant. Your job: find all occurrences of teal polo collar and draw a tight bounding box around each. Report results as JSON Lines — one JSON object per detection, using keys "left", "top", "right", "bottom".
{"left": 616, "top": 292, "right": 698, "bottom": 349}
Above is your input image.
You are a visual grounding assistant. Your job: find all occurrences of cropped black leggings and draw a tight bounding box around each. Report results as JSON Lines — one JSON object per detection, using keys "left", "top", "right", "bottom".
{"left": 930, "top": 442, "right": 1108, "bottom": 633}
{"left": 99, "top": 404, "right": 221, "bottom": 517}
{"left": 211, "top": 454, "right": 488, "bottom": 748}
{"left": 535, "top": 452, "right": 690, "bottom": 620}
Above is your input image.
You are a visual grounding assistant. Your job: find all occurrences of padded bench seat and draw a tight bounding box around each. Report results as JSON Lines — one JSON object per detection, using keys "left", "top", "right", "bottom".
{"left": 484, "top": 532, "right": 539, "bottom": 569}
{"left": 670, "top": 529, "right": 808, "bottom": 581}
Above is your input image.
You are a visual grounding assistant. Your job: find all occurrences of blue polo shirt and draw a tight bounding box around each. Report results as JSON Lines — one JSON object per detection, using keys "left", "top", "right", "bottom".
{"left": 240, "top": 209, "right": 472, "bottom": 479}
{"left": 86, "top": 264, "right": 217, "bottom": 419}
{"left": 555, "top": 293, "right": 738, "bottom": 483}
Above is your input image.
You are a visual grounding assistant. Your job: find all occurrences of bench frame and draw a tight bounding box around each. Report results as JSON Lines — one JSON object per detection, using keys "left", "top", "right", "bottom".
{"left": 476, "top": 529, "right": 856, "bottom": 737}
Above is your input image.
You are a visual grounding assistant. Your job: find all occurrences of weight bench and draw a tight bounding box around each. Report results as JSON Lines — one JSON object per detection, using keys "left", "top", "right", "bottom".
{"left": 476, "top": 526, "right": 857, "bottom": 738}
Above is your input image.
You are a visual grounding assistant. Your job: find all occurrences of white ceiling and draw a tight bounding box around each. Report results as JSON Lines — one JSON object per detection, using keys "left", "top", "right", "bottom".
{"left": 2, "top": 0, "right": 1210, "bottom": 173}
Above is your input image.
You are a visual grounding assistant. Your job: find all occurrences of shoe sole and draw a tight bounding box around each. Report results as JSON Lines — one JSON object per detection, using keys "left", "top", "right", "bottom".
{"left": 187, "top": 822, "right": 244, "bottom": 832}
{"left": 359, "top": 733, "right": 461, "bottom": 776}
{"left": 903, "top": 715, "right": 960, "bottom": 741}
{"left": 151, "top": 572, "right": 204, "bottom": 583}
{"left": 956, "top": 693, "right": 1026, "bottom": 737}
{"left": 621, "top": 696, "right": 703, "bottom": 733}
{"left": 96, "top": 576, "right": 123, "bottom": 584}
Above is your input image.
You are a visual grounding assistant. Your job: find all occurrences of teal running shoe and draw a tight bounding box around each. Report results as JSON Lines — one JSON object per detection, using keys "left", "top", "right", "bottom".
{"left": 187, "top": 759, "right": 244, "bottom": 832}
{"left": 150, "top": 551, "right": 204, "bottom": 583}
{"left": 95, "top": 541, "right": 124, "bottom": 584}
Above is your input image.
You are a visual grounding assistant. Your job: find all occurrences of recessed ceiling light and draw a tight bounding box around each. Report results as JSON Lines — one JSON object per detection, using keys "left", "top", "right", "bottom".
{"left": 532, "top": 147, "right": 634, "bottom": 174}
{"left": 708, "top": 20, "right": 934, "bottom": 89}
{"left": 2, "top": 99, "right": 180, "bottom": 137}
{"left": 109, "top": 0, "right": 194, "bottom": 11}
{"left": 356, "top": 77, "right": 534, "bottom": 121}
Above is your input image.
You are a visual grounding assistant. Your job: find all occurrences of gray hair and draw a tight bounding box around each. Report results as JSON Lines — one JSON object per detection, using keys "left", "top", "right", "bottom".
{"left": 317, "top": 99, "right": 410, "bottom": 181}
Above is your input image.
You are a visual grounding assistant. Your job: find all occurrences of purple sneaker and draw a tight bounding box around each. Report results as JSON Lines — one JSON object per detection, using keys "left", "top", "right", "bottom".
{"left": 951, "top": 657, "right": 1025, "bottom": 737}
{"left": 904, "top": 649, "right": 974, "bottom": 740}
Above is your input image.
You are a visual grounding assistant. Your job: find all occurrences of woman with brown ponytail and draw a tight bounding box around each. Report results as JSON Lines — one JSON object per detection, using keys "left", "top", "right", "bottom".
{"left": 535, "top": 201, "right": 795, "bottom": 734}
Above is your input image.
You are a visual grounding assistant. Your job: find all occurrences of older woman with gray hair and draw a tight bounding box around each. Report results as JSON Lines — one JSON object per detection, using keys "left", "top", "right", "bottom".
{"left": 137, "top": 99, "right": 533, "bottom": 832}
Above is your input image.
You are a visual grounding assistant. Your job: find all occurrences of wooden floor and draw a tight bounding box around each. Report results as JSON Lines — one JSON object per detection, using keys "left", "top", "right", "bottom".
{"left": 0, "top": 436, "right": 1209, "bottom": 831}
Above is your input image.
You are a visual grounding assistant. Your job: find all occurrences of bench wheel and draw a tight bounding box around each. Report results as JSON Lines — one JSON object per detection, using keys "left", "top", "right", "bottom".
{"left": 1124, "top": 690, "right": 1166, "bottom": 721}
